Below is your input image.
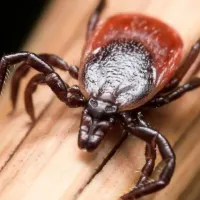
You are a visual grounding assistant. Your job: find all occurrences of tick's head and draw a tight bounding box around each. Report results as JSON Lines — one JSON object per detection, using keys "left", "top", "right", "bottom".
{"left": 78, "top": 98, "right": 117, "bottom": 152}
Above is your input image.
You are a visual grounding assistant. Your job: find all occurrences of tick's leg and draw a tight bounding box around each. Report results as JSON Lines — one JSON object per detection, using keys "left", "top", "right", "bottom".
{"left": 11, "top": 63, "right": 29, "bottom": 109}
{"left": 0, "top": 52, "right": 54, "bottom": 93}
{"left": 120, "top": 112, "right": 156, "bottom": 187}
{"left": 25, "top": 74, "right": 85, "bottom": 121}
{"left": 120, "top": 112, "right": 175, "bottom": 200}
{"left": 11, "top": 53, "right": 79, "bottom": 109}
{"left": 136, "top": 113, "right": 156, "bottom": 186}
{"left": 0, "top": 52, "right": 85, "bottom": 110}
{"left": 86, "top": 0, "right": 106, "bottom": 39}
{"left": 25, "top": 74, "right": 46, "bottom": 121}
{"left": 162, "top": 38, "right": 200, "bottom": 93}
{"left": 175, "top": 38, "right": 200, "bottom": 82}
{"left": 38, "top": 54, "right": 79, "bottom": 79}
{"left": 147, "top": 77, "right": 200, "bottom": 108}
{"left": 45, "top": 72, "right": 85, "bottom": 107}
{"left": 136, "top": 143, "right": 156, "bottom": 187}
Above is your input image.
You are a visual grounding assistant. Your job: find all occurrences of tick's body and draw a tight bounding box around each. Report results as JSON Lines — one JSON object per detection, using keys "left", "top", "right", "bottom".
{"left": 1, "top": 1, "right": 200, "bottom": 199}
{"left": 80, "top": 14, "right": 183, "bottom": 110}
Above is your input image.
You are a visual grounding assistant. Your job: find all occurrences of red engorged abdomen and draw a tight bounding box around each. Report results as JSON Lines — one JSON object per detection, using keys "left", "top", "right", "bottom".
{"left": 80, "top": 14, "right": 183, "bottom": 92}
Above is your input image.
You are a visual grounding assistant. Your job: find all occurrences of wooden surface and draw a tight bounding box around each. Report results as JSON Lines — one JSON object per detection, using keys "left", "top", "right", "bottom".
{"left": 0, "top": 0, "right": 200, "bottom": 200}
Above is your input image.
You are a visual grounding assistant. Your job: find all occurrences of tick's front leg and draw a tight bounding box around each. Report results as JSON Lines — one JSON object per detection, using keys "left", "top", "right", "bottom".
{"left": 24, "top": 74, "right": 46, "bottom": 121}
{"left": 120, "top": 112, "right": 175, "bottom": 200}
{"left": 0, "top": 52, "right": 85, "bottom": 120}
{"left": 136, "top": 142, "right": 156, "bottom": 187}
{"left": 10, "top": 53, "right": 79, "bottom": 109}
{"left": 0, "top": 52, "right": 56, "bottom": 95}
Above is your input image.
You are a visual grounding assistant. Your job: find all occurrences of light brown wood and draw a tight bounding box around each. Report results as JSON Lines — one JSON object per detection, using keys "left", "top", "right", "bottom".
{"left": 0, "top": 0, "right": 200, "bottom": 200}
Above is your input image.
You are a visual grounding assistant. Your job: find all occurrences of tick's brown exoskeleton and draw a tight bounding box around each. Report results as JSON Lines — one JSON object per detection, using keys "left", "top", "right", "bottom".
{"left": 1, "top": 0, "right": 200, "bottom": 199}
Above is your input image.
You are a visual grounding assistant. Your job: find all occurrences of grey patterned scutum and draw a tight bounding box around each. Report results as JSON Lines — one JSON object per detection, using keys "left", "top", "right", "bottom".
{"left": 83, "top": 39, "right": 156, "bottom": 108}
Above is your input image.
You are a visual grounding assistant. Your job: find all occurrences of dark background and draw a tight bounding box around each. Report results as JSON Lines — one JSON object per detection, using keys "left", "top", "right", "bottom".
{"left": 0, "top": 1, "right": 49, "bottom": 57}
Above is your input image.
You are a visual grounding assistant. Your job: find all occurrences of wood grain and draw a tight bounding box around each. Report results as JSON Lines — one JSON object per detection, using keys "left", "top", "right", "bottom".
{"left": 0, "top": 0, "right": 200, "bottom": 200}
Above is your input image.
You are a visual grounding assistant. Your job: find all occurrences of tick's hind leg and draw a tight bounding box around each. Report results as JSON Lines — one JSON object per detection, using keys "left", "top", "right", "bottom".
{"left": 147, "top": 77, "right": 200, "bottom": 108}
{"left": 10, "top": 53, "right": 79, "bottom": 110}
{"left": 148, "top": 39, "right": 200, "bottom": 108}
{"left": 25, "top": 73, "right": 85, "bottom": 121}
{"left": 86, "top": 0, "right": 106, "bottom": 39}
{"left": 175, "top": 38, "right": 200, "bottom": 82}
{"left": 162, "top": 38, "right": 200, "bottom": 93}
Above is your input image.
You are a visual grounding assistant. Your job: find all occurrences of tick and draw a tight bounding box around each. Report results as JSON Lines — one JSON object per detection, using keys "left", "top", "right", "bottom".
{"left": 0, "top": 0, "right": 200, "bottom": 199}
